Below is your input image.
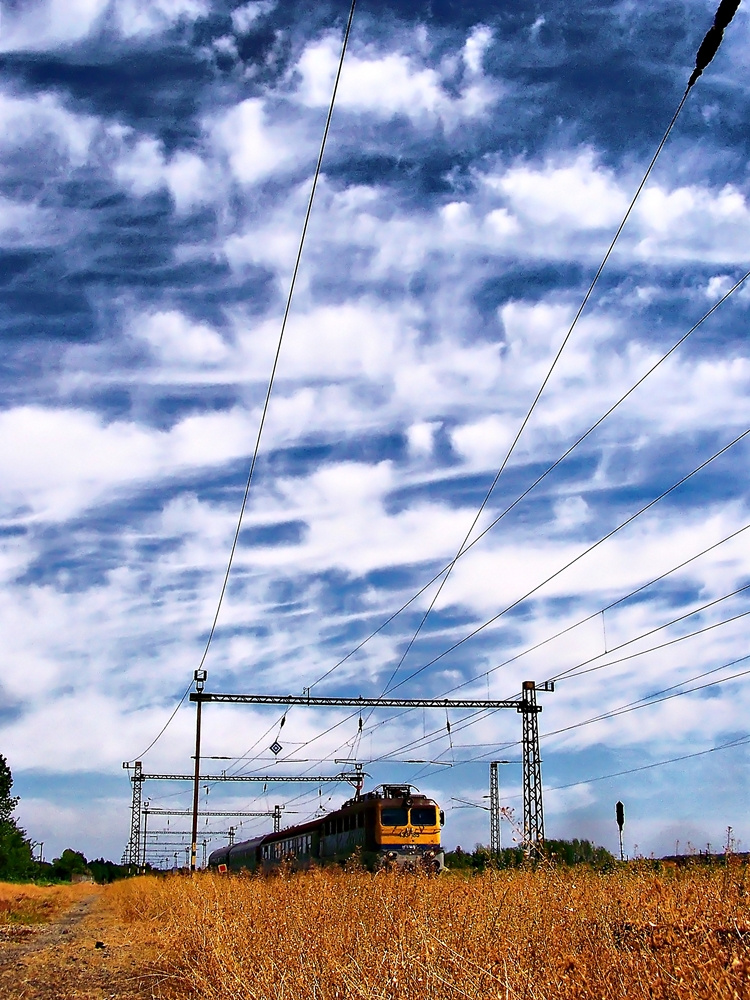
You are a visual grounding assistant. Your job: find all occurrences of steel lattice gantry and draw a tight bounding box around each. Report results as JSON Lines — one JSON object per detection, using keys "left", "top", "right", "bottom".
{"left": 521, "top": 681, "right": 548, "bottom": 852}
{"left": 187, "top": 681, "right": 554, "bottom": 854}
{"left": 489, "top": 761, "right": 500, "bottom": 858}
{"left": 123, "top": 761, "right": 144, "bottom": 868}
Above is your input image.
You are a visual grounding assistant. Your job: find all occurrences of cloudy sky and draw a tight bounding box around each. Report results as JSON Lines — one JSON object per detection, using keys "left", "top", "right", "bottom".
{"left": 1, "top": 0, "right": 749, "bottom": 865}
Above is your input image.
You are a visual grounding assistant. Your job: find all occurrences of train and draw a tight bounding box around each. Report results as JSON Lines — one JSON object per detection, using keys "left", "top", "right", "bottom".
{"left": 208, "top": 784, "right": 445, "bottom": 873}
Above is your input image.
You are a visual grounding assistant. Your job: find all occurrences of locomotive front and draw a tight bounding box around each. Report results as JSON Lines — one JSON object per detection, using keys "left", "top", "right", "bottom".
{"left": 374, "top": 784, "right": 445, "bottom": 871}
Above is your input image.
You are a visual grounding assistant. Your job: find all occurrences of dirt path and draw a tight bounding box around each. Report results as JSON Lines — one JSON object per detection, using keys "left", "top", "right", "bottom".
{"left": 0, "top": 888, "right": 151, "bottom": 1000}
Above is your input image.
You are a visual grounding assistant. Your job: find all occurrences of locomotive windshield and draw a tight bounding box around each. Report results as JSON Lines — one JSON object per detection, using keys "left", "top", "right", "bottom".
{"left": 410, "top": 806, "right": 437, "bottom": 826}
{"left": 380, "top": 807, "right": 408, "bottom": 826}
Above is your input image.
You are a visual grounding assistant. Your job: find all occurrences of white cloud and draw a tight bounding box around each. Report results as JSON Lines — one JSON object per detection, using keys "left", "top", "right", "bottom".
{"left": 488, "top": 150, "right": 628, "bottom": 230}
{"left": 0, "top": 0, "right": 207, "bottom": 50}
{"left": 0, "top": 0, "right": 108, "bottom": 51}
{"left": 134, "top": 310, "right": 229, "bottom": 366}
{"left": 407, "top": 421, "right": 440, "bottom": 457}
{"left": 0, "top": 90, "right": 95, "bottom": 164}
{"left": 231, "top": 1, "right": 275, "bottom": 34}
{"left": 0, "top": 405, "right": 259, "bottom": 522}
{"left": 295, "top": 30, "right": 496, "bottom": 124}
{"left": 211, "top": 98, "right": 305, "bottom": 186}
{"left": 114, "top": 0, "right": 208, "bottom": 38}
{"left": 114, "top": 137, "right": 214, "bottom": 213}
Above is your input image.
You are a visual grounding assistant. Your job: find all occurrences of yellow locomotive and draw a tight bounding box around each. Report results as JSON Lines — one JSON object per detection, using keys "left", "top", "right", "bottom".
{"left": 208, "top": 784, "right": 445, "bottom": 872}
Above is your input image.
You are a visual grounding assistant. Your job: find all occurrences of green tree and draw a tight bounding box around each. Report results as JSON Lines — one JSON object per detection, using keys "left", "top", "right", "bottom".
{"left": 51, "top": 849, "right": 89, "bottom": 881}
{"left": 0, "top": 755, "right": 34, "bottom": 880}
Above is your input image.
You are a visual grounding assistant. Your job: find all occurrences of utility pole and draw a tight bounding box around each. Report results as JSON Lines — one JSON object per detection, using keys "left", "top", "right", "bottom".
{"left": 273, "top": 803, "right": 282, "bottom": 834}
{"left": 123, "top": 760, "right": 144, "bottom": 868}
{"left": 616, "top": 801, "right": 625, "bottom": 861}
{"left": 519, "top": 681, "right": 553, "bottom": 854}
{"left": 489, "top": 762, "right": 500, "bottom": 858}
{"left": 190, "top": 669, "right": 207, "bottom": 873}
{"left": 228, "top": 825, "right": 235, "bottom": 846}
{"left": 141, "top": 801, "right": 150, "bottom": 870}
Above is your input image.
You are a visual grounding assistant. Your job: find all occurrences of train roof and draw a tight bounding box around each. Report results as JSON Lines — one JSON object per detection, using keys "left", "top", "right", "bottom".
{"left": 208, "top": 834, "right": 267, "bottom": 866}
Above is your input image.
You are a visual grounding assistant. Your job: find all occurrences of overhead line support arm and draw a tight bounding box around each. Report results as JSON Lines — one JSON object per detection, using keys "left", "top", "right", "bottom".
{"left": 190, "top": 692, "right": 522, "bottom": 710}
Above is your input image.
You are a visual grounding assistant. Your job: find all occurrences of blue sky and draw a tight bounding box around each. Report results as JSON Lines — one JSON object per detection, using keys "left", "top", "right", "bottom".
{"left": 1, "top": 0, "right": 749, "bottom": 863}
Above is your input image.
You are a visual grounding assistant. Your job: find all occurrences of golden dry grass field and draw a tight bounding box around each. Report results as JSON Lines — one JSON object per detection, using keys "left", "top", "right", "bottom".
{"left": 106, "top": 863, "right": 750, "bottom": 999}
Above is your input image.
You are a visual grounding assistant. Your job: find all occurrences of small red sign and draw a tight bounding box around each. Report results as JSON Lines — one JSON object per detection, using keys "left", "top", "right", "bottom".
{"left": 218, "top": 864, "right": 228, "bottom": 873}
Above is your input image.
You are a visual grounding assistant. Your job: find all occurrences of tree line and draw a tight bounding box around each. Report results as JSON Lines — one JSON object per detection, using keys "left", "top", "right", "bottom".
{"left": 0, "top": 754, "right": 128, "bottom": 883}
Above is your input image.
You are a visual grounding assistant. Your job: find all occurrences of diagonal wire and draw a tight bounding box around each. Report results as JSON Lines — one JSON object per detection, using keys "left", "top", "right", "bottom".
{"left": 373, "top": 84, "right": 695, "bottom": 697}
{"left": 384, "top": 426, "right": 750, "bottom": 692}
{"left": 124, "top": 0, "right": 357, "bottom": 763}
{"left": 195, "top": 0, "right": 357, "bottom": 674}
{"left": 307, "top": 268, "right": 748, "bottom": 695}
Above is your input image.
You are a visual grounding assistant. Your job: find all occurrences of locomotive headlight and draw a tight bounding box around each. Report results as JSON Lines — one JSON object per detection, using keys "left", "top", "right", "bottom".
{"left": 387, "top": 851, "right": 397, "bottom": 860}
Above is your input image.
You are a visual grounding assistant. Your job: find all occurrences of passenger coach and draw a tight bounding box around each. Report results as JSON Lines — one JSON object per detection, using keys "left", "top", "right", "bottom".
{"left": 208, "top": 784, "right": 445, "bottom": 872}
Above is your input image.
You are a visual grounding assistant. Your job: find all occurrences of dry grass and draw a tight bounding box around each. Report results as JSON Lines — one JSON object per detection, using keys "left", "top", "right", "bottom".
{"left": 0, "top": 880, "right": 97, "bottom": 925}
{"left": 108, "top": 862, "right": 750, "bottom": 1000}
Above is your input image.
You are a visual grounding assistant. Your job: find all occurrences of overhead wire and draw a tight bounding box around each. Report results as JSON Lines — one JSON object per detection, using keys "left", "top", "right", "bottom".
{"left": 301, "top": 2, "right": 747, "bottom": 786}
{"left": 368, "top": 598, "right": 750, "bottom": 765}
{"left": 144, "top": 0, "right": 745, "bottom": 811}
{"left": 358, "top": 40, "right": 722, "bottom": 706}
{"left": 306, "top": 270, "right": 750, "bottom": 767}
{"left": 195, "top": 0, "right": 358, "bottom": 675}
{"left": 124, "top": 0, "right": 357, "bottom": 763}
{"left": 377, "top": 0, "right": 748, "bottom": 795}
{"left": 543, "top": 732, "right": 750, "bottom": 795}
{"left": 306, "top": 265, "right": 749, "bottom": 694}
{"left": 383, "top": 425, "right": 750, "bottom": 693}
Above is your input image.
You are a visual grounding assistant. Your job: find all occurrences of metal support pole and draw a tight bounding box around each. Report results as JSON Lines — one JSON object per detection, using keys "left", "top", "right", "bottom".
{"left": 489, "top": 762, "right": 500, "bottom": 858}
{"left": 190, "top": 669, "right": 207, "bottom": 872}
{"left": 273, "top": 804, "right": 281, "bottom": 833}
{"left": 124, "top": 760, "right": 143, "bottom": 868}
{"left": 141, "top": 802, "right": 150, "bottom": 871}
{"left": 520, "top": 682, "right": 544, "bottom": 854}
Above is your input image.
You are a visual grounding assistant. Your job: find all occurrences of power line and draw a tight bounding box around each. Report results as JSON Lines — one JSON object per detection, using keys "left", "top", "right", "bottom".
{"left": 413, "top": 640, "right": 750, "bottom": 781}
{"left": 326, "top": 519, "right": 750, "bottom": 753}
{"left": 123, "top": 0, "right": 357, "bottom": 764}
{"left": 127, "top": 680, "right": 193, "bottom": 764}
{"left": 349, "top": 596, "right": 750, "bottom": 772}
{"left": 543, "top": 655, "right": 750, "bottom": 743}
{"left": 385, "top": 426, "right": 750, "bottom": 692}
{"left": 360, "top": 591, "right": 750, "bottom": 761}
{"left": 307, "top": 267, "right": 749, "bottom": 695}
{"left": 371, "top": 56, "right": 711, "bottom": 701}
{"left": 164, "top": 0, "right": 745, "bottom": 788}
{"left": 528, "top": 733, "right": 750, "bottom": 797}
{"left": 195, "top": 0, "right": 357, "bottom": 674}
{"left": 307, "top": 269, "right": 750, "bottom": 770}
{"left": 302, "top": 4, "right": 744, "bottom": 747}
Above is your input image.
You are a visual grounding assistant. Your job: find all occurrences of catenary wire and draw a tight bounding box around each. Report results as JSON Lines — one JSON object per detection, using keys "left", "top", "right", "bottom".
{"left": 127, "top": 680, "right": 193, "bottom": 764}
{"left": 194, "top": 0, "right": 357, "bottom": 675}
{"left": 384, "top": 426, "right": 750, "bottom": 693}
{"left": 308, "top": 272, "right": 750, "bottom": 770}
{"left": 349, "top": 588, "right": 750, "bottom": 773}
{"left": 304, "top": 3, "right": 744, "bottom": 731}
{"left": 124, "top": 0, "right": 357, "bottom": 763}
{"left": 308, "top": 266, "right": 749, "bottom": 695}
{"left": 517, "top": 733, "right": 750, "bottom": 799}
{"left": 171, "top": 0, "right": 744, "bottom": 792}
{"left": 371, "top": 74, "right": 706, "bottom": 702}
{"left": 239, "top": 513, "right": 750, "bottom": 794}
{"left": 325, "top": 519, "right": 750, "bottom": 752}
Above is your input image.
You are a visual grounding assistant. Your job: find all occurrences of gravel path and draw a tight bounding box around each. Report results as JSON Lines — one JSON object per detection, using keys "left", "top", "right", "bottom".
{"left": 0, "top": 889, "right": 151, "bottom": 1000}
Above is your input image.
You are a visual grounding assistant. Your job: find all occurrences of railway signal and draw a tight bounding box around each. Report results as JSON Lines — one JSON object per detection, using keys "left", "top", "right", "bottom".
{"left": 616, "top": 801, "right": 625, "bottom": 861}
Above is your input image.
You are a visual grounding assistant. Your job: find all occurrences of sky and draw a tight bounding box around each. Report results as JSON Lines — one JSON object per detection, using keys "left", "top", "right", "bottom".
{"left": 1, "top": 0, "right": 749, "bottom": 866}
